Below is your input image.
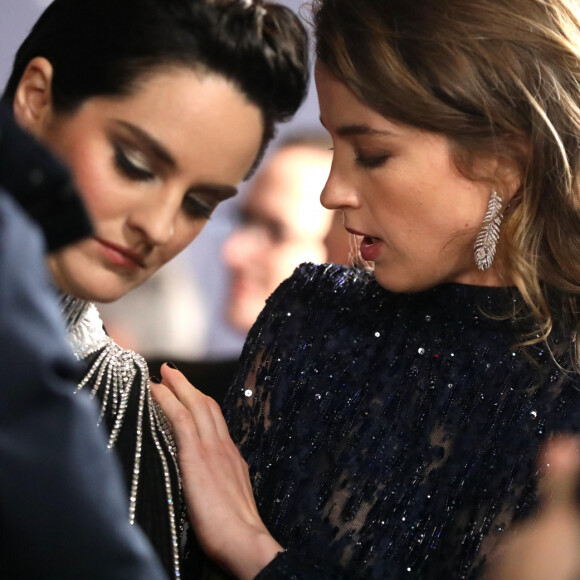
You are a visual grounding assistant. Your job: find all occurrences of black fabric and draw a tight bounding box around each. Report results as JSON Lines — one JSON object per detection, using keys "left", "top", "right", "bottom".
{"left": 147, "top": 357, "right": 239, "bottom": 407}
{"left": 81, "top": 347, "right": 184, "bottom": 578}
{"left": 225, "top": 262, "right": 580, "bottom": 579}
{"left": 0, "top": 191, "right": 166, "bottom": 579}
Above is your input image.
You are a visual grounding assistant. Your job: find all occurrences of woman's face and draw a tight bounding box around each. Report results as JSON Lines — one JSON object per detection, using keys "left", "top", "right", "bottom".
{"left": 16, "top": 62, "right": 263, "bottom": 302}
{"left": 315, "top": 64, "right": 512, "bottom": 293}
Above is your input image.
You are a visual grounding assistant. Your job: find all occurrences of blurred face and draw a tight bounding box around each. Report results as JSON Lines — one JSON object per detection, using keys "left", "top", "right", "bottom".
{"left": 16, "top": 63, "right": 263, "bottom": 302}
{"left": 223, "top": 145, "right": 334, "bottom": 333}
{"left": 316, "top": 64, "right": 511, "bottom": 293}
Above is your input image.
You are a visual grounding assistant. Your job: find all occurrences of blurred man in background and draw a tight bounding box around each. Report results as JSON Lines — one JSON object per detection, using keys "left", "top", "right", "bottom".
{"left": 223, "top": 132, "right": 349, "bottom": 334}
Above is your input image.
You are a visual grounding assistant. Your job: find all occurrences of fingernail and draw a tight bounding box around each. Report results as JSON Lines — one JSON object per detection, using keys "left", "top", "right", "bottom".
{"left": 166, "top": 362, "right": 178, "bottom": 370}
{"left": 150, "top": 375, "right": 161, "bottom": 384}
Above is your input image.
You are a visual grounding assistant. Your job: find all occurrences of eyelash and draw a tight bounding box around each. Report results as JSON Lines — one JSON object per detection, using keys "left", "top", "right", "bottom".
{"left": 114, "top": 143, "right": 218, "bottom": 220}
{"left": 114, "top": 145, "right": 155, "bottom": 181}
{"left": 355, "top": 154, "right": 390, "bottom": 169}
{"left": 182, "top": 195, "right": 216, "bottom": 220}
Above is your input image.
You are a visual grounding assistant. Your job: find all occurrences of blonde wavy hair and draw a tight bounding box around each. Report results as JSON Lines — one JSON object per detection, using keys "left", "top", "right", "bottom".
{"left": 313, "top": 0, "right": 580, "bottom": 364}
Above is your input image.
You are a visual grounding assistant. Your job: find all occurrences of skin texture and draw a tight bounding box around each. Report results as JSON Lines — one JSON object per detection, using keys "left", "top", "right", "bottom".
{"left": 222, "top": 144, "right": 335, "bottom": 334}
{"left": 13, "top": 57, "right": 263, "bottom": 303}
{"left": 315, "top": 64, "right": 519, "bottom": 293}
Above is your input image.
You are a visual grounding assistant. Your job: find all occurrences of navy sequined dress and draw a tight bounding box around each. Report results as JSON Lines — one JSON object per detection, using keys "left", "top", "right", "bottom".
{"left": 223, "top": 263, "right": 580, "bottom": 579}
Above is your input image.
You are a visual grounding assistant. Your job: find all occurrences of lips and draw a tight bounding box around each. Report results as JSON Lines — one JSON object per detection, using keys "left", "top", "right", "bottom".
{"left": 360, "top": 236, "right": 382, "bottom": 262}
{"left": 345, "top": 227, "right": 382, "bottom": 262}
{"left": 96, "top": 238, "right": 146, "bottom": 269}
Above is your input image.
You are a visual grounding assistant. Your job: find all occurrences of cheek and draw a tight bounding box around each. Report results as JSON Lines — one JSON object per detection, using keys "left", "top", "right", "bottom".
{"left": 65, "top": 146, "right": 118, "bottom": 221}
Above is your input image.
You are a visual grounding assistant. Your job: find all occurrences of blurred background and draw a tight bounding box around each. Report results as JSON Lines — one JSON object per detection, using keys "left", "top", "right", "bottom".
{"left": 1, "top": 0, "right": 348, "bottom": 390}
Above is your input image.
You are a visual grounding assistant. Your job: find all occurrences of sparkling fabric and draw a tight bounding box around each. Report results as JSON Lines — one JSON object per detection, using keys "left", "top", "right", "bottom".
{"left": 224, "top": 262, "right": 580, "bottom": 579}
{"left": 62, "top": 296, "right": 185, "bottom": 579}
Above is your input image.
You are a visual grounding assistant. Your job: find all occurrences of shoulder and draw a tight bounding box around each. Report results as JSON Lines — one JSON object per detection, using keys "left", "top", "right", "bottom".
{"left": 241, "top": 262, "right": 382, "bottom": 354}
{"left": 265, "top": 262, "right": 377, "bottom": 312}
{"left": 67, "top": 302, "right": 149, "bottom": 382}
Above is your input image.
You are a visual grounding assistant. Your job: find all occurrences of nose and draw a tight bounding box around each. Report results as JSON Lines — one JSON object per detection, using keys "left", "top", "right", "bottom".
{"left": 320, "top": 161, "right": 361, "bottom": 211}
{"left": 127, "top": 190, "right": 179, "bottom": 246}
{"left": 222, "top": 227, "right": 261, "bottom": 269}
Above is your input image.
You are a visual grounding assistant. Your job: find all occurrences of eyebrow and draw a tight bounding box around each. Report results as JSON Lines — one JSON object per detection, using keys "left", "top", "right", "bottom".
{"left": 114, "top": 120, "right": 238, "bottom": 200}
{"left": 114, "top": 120, "right": 177, "bottom": 169}
{"left": 319, "top": 118, "right": 394, "bottom": 138}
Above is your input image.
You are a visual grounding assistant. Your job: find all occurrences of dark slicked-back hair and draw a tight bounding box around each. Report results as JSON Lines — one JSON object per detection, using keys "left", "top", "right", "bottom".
{"left": 4, "top": 0, "right": 310, "bottom": 169}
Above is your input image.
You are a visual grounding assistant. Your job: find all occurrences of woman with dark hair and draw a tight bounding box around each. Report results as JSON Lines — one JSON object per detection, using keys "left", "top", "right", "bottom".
{"left": 3, "top": 0, "right": 308, "bottom": 577}
{"left": 153, "top": 0, "right": 580, "bottom": 578}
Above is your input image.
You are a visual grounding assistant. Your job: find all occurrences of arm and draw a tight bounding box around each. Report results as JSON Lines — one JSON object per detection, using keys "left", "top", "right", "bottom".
{"left": 153, "top": 364, "right": 347, "bottom": 579}
{"left": 153, "top": 364, "right": 283, "bottom": 580}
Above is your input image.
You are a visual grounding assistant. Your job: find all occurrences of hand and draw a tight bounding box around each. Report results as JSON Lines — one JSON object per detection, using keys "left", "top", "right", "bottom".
{"left": 486, "top": 435, "right": 580, "bottom": 580}
{"left": 152, "top": 364, "right": 283, "bottom": 580}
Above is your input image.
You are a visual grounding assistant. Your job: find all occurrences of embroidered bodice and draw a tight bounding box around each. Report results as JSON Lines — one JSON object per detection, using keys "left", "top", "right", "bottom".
{"left": 61, "top": 295, "right": 184, "bottom": 579}
{"left": 224, "top": 263, "right": 580, "bottom": 579}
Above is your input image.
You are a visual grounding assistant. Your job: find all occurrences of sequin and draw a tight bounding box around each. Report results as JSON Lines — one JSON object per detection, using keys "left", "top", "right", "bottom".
{"left": 224, "top": 263, "right": 580, "bottom": 579}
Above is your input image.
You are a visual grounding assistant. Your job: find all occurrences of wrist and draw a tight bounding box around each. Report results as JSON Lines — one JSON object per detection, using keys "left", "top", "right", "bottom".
{"left": 221, "top": 527, "right": 283, "bottom": 580}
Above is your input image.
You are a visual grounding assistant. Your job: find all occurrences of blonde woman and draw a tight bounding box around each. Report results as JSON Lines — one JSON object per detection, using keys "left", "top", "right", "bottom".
{"left": 154, "top": 0, "right": 580, "bottom": 578}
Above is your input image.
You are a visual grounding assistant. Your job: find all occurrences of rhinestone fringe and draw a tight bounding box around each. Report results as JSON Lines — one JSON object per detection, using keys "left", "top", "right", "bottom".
{"left": 62, "top": 295, "right": 182, "bottom": 579}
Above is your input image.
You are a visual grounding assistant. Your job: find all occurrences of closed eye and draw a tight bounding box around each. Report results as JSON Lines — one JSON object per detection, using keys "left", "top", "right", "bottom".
{"left": 355, "top": 153, "right": 390, "bottom": 169}
{"left": 114, "top": 144, "right": 155, "bottom": 181}
{"left": 182, "top": 193, "right": 217, "bottom": 219}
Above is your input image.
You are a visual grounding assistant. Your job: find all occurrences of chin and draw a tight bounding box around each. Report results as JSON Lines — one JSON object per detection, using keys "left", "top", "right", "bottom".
{"left": 48, "top": 248, "right": 145, "bottom": 303}
{"left": 54, "top": 273, "right": 136, "bottom": 304}
{"left": 72, "top": 286, "right": 130, "bottom": 304}
{"left": 91, "top": 291, "right": 129, "bottom": 304}
{"left": 373, "top": 268, "right": 436, "bottom": 294}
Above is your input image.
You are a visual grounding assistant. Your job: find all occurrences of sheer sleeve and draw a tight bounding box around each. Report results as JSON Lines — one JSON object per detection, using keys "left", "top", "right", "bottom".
{"left": 255, "top": 548, "right": 345, "bottom": 579}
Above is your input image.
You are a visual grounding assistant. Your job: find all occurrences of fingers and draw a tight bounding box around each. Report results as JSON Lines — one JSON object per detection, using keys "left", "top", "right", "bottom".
{"left": 155, "top": 363, "right": 232, "bottom": 442}
{"left": 150, "top": 380, "right": 201, "bottom": 447}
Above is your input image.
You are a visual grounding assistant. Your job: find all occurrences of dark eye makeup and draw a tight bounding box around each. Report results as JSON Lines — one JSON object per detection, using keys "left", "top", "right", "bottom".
{"left": 114, "top": 144, "right": 155, "bottom": 181}
{"left": 182, "top": 194, "right": 217, "bottom": 220}
{"left": 112, "top": 135, "right": 233, "bottom": 221}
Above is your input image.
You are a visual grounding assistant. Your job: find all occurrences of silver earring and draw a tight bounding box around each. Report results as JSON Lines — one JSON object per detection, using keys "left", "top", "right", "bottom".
{"left": 474, "top": 190, "right": 503, "bottom": 270}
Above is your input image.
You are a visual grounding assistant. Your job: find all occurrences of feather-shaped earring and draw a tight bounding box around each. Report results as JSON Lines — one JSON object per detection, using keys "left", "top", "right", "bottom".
{"left": 474, "top": 190, "right": 503, "bottom": 270}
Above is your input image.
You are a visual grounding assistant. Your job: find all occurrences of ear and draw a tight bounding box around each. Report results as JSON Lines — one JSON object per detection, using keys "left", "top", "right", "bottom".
{"left": 494, "top": 154, "right": 524, "bottom": 203}
{"left": 494, "top": 135, "right": 530, "bottom": 203}
{"left": 12, "top": 57, "right": 55, "bottom": 138}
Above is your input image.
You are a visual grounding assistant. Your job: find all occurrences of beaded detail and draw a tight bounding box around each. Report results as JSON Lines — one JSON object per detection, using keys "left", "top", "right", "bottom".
{"left": 226, "top": 263, "right": 580, "bottom": 579}
{"left": 61, "top": 294, "right": 183, "bottom": 578}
